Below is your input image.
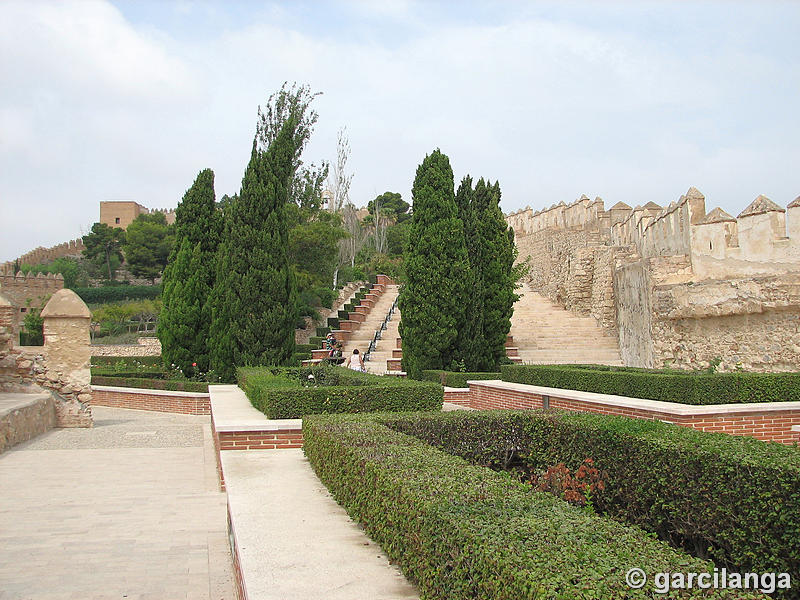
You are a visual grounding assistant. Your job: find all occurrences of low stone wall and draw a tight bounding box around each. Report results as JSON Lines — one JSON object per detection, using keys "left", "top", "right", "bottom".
{"left": 216, "top": 429, "right": 304, "bottom": 451}
{"left": 91, "top": 385, "right": 210, "bottom": 415}
{"left": 0, "top": 394, "right": 56, "bottom": 453}
{"left": 467, "top": 380, "right": 800, "bottom": 445}
{"left": 443, "top": 387, "right": 471, "bottom": 405}
{"left": 91, "top": 338, "right": 162, "bottom": 357}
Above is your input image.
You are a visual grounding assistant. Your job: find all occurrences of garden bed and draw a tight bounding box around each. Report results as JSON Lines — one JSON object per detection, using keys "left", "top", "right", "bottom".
{"left": 238, "top": 365, "right": 442, "bottom": 418}
{"left": 304, "top": 410, "right": 777, "bottom": 599}
{"left": 501, "top": 364, "right": 800, "bottom": 405}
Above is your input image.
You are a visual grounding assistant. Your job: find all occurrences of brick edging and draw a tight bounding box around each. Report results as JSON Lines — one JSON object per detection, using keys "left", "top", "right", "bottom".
{"left": 90, "top": 385, "right": 210, "bottom": 415}
{"left": 468, "top": 380, "right": 800, "bottom": 445}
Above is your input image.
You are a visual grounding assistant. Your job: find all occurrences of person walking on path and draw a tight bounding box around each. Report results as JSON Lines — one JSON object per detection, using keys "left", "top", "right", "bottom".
{"left": 347, "top": 348, "right": 365, "bottom": 372}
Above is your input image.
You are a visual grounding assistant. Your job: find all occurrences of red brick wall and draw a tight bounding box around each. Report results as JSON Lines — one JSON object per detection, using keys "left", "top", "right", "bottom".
{"left": 443, "top": 389, "right": 471, "bottom": 405}
{"left": 217, "top": 429, "right": 304, "bottom": 450}
{"left": 468, "top": 382, "right": 800, "bottom": 445}
{"left": 91, "top": 387, "right": 210, "bottom": 415}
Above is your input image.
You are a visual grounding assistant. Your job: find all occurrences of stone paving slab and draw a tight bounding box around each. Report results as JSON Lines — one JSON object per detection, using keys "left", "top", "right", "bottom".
{"left": 222, "top": 449, "right": 419, "bottom": 600}
{"left": 0, "top": 406, "right": 235, "bottom": 600}
{"left": 0, "top": 393, "right": 50, "bottom": 418}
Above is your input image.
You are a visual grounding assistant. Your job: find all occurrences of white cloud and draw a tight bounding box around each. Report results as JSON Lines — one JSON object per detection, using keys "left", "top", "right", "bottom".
{"left": 1, "top": 0, "right": 798, "bottom": 262}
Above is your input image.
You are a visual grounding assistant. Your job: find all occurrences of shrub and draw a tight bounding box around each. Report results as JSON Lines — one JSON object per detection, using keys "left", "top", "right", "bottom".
{"left": 91, "top": 356, "right": 163, "bottom": 369}
{"left": 237, "top": 366, "right": 442, "bottom": 418}
{"left": 501, "top": 364, "right": 800, "bottom": 405}
{"left": 304, "top": 413, "right": 763, "bottom": 600}
{"left": 389, "top": 410, "right": 800, "bottom": 587}
{"left": 420, "top": 370, "right": 501, "bottom": 388}
{"left": 75, "top": 285, "right": 161, "bottom": 304}
{"left": 91, "top": 375, "right": 207, "bottom": 393}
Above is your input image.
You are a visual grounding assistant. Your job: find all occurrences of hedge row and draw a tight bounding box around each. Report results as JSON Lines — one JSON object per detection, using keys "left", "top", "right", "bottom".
{"left": 91, "top": 356, "right": 163, "bottom": 368}
{"left": 501, "top": 364, "right": 800, "bottom": 405}
{"left": 304, "top": 413, "right": 763, "bottom": 600}
{"left": 74, "top": 285, "right": 161, "bottom": 304}
{"left": 238, "top": 366, "right": 442, "bottom": 419}
{"left": 420, "top": 370, "right": 501, "bottom": 388}
{"left": 92, "top": 368, "right": 167, "bottom": 379}
{"left": 91, "top": 375, "right": 208, "bottom": 393}
{"left": 389, "top": 410, "right": 800, "bottom": 586}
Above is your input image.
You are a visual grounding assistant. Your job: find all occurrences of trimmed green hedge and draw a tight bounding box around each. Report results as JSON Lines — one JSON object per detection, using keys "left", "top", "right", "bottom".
{"left": 389, "top": 410, "right": 800, "bottom": 588}
{"left": 92, "top": 375, "right": 208, "bottom": 393}
{"left": 420, "top": 370, "right": 501, "bottom": 388}
{"left": 75, "top": 285, "right": 161, "bottom": 304}
{"left": 315, "top": 326, "right": 331, "bottom": 337}
{"left": 304, "top": 412, "right": 764, "bottom": 600}
{"left": 501, "top": 364, "right": 800, "bottom": 405}
{"left": 92, "top": 368, "right": 166, "bottom": 379}
{"left": 238, "top": 366, "right": 442, "bottom": 419}
{"left": 90, "top": 356, "right": 163, "bottom": 369}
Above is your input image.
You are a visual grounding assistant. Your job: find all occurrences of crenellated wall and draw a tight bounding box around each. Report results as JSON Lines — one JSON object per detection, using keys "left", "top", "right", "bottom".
{"left": 509, "top": 189, "right": 800, "bottom": 372}
{"left": 0, "top": 238, "right": 85, "bottom": 273}
{"left": 0, "top": 270, "right": 65, "bottom": 340}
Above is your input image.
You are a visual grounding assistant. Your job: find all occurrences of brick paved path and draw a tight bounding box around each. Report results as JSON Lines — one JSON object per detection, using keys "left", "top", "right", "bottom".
{"left": 0, "top": 406, "right": 234, "bottom": 600}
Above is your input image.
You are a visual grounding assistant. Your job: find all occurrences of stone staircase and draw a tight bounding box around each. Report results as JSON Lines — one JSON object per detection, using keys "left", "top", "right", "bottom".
{"left": 304, "top": 277, "right": 397, "bottom": 367}
{"left": 363, "top": 303, "right": 401, "bottom": 375}
{"left": 509, "top": 283, "right": 622, "bottom": 365}
{"left": 341, "top": 284, "right": 400, "bottom": 372}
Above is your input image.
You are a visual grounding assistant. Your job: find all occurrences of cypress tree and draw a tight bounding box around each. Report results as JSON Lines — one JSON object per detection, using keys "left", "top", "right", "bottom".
{"left": 475, "top": 179, "right": 518, "bottom": 368}
{"left": 159, "top": 169, "right": 219, "bottom": 375}
{"left": 454, "top": 176, "right": 484, "bottom": 370}
{"left": 398, "top": 149, "right": 470, "bottom": 379}
{"left": 208, "top": 126, "right": 298, "bottom": 381}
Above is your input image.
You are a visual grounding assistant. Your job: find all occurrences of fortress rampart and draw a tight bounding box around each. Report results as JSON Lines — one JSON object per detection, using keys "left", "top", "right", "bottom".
{"left": 0, "top": 270, "right": 65, "bottom": 340}
{"left": 0, "top": 238, "right": 85, "bottom": 273}
{"left": 509, "top": 188, "right": 800, "bottom": 372}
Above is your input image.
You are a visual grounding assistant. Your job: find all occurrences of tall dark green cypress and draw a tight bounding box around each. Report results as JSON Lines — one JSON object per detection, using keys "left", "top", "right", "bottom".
{"left": 454, "top": 176, "right": 484, "bottom": 369}
{"left": 475, "top": 179, "right": 518, "bottom": 368}
{"left": 159, "top": 169, "right": 219, "bottom": 375}
{"left": 399, "top": 149, "right": 470, "bottom": 379}
{"left": 208, "top": 122, "right": 299, "bottom": 382}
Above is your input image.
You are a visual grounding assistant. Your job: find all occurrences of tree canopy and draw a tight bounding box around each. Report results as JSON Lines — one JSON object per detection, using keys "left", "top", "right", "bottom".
{"left": 122, "top": 212, "right": 175, "bottom": 282}
{"left": 82, "top": 222, "right": 125, "bottom": 281}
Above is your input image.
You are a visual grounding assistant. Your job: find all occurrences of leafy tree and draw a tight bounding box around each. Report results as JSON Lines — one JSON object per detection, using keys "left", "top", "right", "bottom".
{"left": 122, "top": 212, "right": 174, "bottom": 282}
{"left": 159, "top": 169, "right": 220, "bottom": 374}
{"left": 291, "top": 162, "right": 329, "bottom": 210}
{"left": 386, "top": 220, "right": 410, "bottom": 257}
{"left": 367, "top": 192, "right": 410, "bottom": 222}
{"left": 21, "top": 257, "right": 89, "bottom": 289}
{"left": 21, "top": 307, "right": 44, "bottom": 346}
{"left": 210, "top": 83, "right": 316, "bottom": 381}
{"left": 398, "top": 149, "right": 471, "bottom": 378}
{"left": 82, "top": 222, "right": 125, "bottom": 280}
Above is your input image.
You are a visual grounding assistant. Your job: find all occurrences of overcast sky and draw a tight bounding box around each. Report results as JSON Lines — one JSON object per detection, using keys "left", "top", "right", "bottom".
{"left": 1, "top": 0, "right": 799, "bottom": 262}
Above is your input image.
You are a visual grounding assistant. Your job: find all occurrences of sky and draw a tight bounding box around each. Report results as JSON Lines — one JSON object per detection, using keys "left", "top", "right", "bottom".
{"left": 1, "top": 0, "right": 799, "bottom": 262}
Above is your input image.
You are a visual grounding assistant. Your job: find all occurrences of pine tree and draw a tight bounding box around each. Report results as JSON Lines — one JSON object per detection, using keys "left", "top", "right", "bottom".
{"left": 398, "top": 149, "right": 471, "bottom": 379}
{"left": 475, "top": 179, "right": 518, "bottom": 369}
{"left": 159, "top": 169, "right": 219, "bottom": 375}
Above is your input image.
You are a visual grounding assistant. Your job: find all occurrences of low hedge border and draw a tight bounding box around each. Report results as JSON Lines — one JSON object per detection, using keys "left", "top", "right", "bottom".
{"left": 91, "top": 356, "right": 163, "bottom": 369}
{"left": 91, "top": 375, "right": 208, "bottom": 393}
{"left": 420, "top": 370, "right": 501, "bottom": 388}
{"left": 501, "top": 364, "right": 800, "bottom": 405}
{"left": 304, "top": 412, "right": 765, "bottom": 599}
{"left": 75, "top": 284, "right": 161, "bottom": 304}
{"left": 238, "top": 366, "right": 442, "bottom": 419}
{"left": 389, "top": 410, "right": 800, "bottom": 589}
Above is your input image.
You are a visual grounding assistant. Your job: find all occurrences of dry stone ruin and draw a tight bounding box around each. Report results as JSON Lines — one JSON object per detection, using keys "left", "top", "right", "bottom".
{"left": 508, "top": 188, "right": 800, "bottom": 372}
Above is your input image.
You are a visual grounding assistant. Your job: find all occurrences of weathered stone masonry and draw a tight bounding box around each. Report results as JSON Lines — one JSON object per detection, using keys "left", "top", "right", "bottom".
{"left": 509, "top": 189, "right": 800, "bottom": 372}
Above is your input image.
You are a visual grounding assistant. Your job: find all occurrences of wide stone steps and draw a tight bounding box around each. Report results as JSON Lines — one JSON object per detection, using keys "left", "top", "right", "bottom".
{"left": 509, "top": 283, "right": 622, "bottom": 366}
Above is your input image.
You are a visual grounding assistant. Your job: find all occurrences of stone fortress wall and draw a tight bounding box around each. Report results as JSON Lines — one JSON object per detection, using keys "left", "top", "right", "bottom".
{"left": 0, "top": 238, "right": 85, "bottom": 273}
{"left": 508, "top": 189, "right": 800, "bottom": 372}
{"left": 0, "top": 270, "right": 65, "bottom": 340}
{"left": 100, "top": 201, "right": 175, "bottom": 230}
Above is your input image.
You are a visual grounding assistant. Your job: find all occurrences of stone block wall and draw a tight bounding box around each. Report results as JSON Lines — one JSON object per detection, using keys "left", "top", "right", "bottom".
{"left": 0, "top": 289, "right": 93, "bottom": 427}
{"left": 0, "top": 270, "right": 65, "bottom": 339}
{"left": 510, "top": 187, "right": 800, "bottom": 372}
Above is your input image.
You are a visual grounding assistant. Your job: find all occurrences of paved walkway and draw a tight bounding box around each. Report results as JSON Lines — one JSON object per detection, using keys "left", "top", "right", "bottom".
{"left": 222, "top": 450, "right": 418, "bottom": 600}
{"left": 0, "top": 406, "right": 235, "bottom": 600}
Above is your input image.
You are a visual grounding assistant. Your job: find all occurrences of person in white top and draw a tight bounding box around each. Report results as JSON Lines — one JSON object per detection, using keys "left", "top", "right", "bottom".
{"left": 347, "top": 348, "right": 364, "bottom": 372}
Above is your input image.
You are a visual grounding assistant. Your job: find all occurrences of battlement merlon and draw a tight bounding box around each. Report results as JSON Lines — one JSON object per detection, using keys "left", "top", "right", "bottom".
{"left": 507, "top": 187, "right": 800, "bottom": 280}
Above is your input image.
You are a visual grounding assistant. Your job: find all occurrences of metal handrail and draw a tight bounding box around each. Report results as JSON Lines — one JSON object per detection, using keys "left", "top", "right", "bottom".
{"left": 364, "top": 294, "right": 400, "bottom": 362}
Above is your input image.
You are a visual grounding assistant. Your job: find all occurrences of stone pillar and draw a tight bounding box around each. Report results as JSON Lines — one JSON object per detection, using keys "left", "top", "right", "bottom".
{"left": 40, "top": 289, "right": 93, "bottom": 427}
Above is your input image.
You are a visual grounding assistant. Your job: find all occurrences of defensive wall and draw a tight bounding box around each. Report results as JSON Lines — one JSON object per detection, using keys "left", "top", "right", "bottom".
{"left": 0, "top": 238, "right": 85, "bottom": 273}
{"left": 0, "top": 269, "right": 65, "bottom": 341}
{"left": 100, "top": 201, "right": 175, "bottom": 230}
{"left": 508, "top": 188, "right": 800, "bottom": 372}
